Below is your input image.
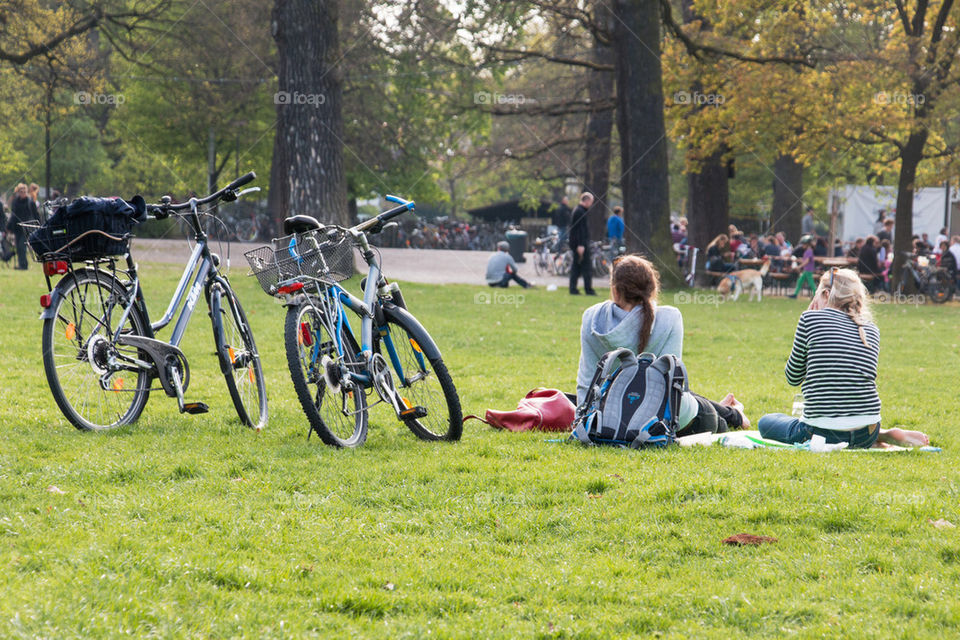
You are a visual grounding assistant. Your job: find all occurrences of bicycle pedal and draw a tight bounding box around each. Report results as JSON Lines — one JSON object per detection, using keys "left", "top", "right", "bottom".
{"left": 181, "top": 402, "right": 209, "bottom": 415}
{"left": 399, "top": 405, "right": 428, "bottom": 420}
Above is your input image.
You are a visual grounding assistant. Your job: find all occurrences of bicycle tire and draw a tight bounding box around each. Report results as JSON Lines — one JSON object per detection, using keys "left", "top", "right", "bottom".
{"left": 925, "top": 268, "right": 954, "bottom": 303}
{"left": 285, "top": 301, "right": 368, "bottom": 447}
{"left": 42, "top": 269, "right": 151, "bottom": 431}
{"left": 378, "top": 304, "right": 462, "bottom": 441}
{"left": 211, "top": 283, "right": 268, "bottom": 430}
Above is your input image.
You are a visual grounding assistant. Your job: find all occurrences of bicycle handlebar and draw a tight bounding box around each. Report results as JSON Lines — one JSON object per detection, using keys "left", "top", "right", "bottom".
{"left": 146, "top": 171, "right": 257, "bottom": 215}
{"left": 351, "top": 194, "right": 415, "bottom": 233}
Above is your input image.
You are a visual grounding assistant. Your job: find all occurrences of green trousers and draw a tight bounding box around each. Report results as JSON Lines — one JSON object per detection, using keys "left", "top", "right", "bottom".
{"left": 793, "top": 271, "right": 816, "bottom": 296}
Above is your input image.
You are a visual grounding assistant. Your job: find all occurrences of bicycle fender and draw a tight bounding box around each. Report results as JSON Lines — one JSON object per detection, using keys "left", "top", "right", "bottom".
{"left": 380, "top": 302, "right": 443, "bottom": 361}
{"left": 39, "top": 288, "right": 63, "bottom": 320}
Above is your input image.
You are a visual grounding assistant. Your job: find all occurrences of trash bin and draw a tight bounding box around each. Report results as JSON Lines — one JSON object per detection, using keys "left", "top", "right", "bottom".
{"left": 505, "top": 229, "right": 527, "bottom": 263}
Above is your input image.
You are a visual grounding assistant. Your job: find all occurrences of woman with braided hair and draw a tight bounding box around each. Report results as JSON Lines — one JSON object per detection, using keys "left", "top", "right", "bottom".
{"left": 577, "top": 254, "right": 749, "bottom": 436}
{"left": 759, "top": 268, "right": 929, "bottom": 448}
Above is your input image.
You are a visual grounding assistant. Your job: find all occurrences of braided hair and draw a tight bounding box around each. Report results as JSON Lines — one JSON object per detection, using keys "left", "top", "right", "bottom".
{"left": 817, "top": 268, "right": 873, "bottom": 347}
{"left": 610, "top": 255, "right": 660, "bottom": 352}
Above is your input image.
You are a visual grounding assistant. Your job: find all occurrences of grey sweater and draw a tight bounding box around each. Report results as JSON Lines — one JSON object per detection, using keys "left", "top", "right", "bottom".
{"left": 577, "top": 300, "right": 687, "bottom": 413}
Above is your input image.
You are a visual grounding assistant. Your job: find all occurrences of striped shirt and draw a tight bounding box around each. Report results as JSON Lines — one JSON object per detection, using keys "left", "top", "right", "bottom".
{"left": 785, "top": 308, "right": 881, "bottom": 430}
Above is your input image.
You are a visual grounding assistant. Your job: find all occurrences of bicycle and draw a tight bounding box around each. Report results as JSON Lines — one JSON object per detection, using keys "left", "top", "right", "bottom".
{"left": 532, "top": 232, "right": 559, "bottom": 276}
{"left": 31, "top": 172, "right": 268, "bottom": 431}
{"left": 246, "top": 195, "right": 462, "bottom": 448}
{"left": 895, "top": 251, "right": 954, "bottom": 303}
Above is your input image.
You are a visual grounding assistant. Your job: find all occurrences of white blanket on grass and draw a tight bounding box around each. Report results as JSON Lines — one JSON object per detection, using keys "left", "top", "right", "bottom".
{"left": 677, "top": 430, "right": 941, "bottom": 452}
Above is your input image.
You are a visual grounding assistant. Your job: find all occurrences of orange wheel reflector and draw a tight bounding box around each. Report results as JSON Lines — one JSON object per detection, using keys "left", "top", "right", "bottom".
{"left": 228, "top": 346, "right": 236, "bottom": 363}
{"left": 401, "top": 396, "right": 412, "bottom": 409}
{"left": 410, "top": 339, "right": 422, "bottom": 353}
{"left": 248, "top": 367, "right": 255, "bottom": 383}
{"left": 112, "top": 378, "right": 125, "bottom": 392}
{"left": 65, "top": 323, "right": 76, "bottom": 341}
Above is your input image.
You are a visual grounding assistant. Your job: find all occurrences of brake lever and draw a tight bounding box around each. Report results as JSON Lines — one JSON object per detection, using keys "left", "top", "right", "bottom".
{"left": 221, "top": 189, "right": 238, "bottom": 202}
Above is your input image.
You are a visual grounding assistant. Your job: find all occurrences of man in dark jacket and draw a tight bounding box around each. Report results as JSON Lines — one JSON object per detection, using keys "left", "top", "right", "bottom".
{"left": 568, "top": 192, "right": 596, "bottom": 295}
{"left": 7, "top": 183, "right": 38, "bottom": 270}
{"left": 857, "top": 235, "right": 881, "bottom": 292}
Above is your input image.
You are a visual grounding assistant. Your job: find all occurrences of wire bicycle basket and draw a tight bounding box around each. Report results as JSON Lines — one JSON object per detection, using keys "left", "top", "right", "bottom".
{"left": 245, "top": 229, "right": 355, "bottom": 295}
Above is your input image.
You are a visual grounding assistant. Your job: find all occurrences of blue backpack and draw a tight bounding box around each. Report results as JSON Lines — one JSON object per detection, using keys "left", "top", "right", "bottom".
{"left": 572, "top": 348, "right": 687, "bottom": 448}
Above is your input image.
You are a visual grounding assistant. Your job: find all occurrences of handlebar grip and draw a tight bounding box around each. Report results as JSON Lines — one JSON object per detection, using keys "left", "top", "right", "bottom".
{"left": 226, "top": 171, "right": 256, "bottom": 191}
{"left": 385, "top": 194, "right": 414, "bottom": 210}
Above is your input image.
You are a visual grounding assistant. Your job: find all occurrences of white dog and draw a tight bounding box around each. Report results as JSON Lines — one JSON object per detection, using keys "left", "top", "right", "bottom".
{"left": 716, "top": 258, "right": 770, "bottom": 301}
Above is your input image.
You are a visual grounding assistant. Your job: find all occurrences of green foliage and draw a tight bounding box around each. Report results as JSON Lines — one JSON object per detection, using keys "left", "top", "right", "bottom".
{"left": 1, "top": 261, "right": 958, "bottom": 637}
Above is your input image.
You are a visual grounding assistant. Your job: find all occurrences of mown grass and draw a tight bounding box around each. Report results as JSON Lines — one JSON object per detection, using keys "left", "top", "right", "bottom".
{"left": 1, "top": 261, "right": 959, "bottom": 638}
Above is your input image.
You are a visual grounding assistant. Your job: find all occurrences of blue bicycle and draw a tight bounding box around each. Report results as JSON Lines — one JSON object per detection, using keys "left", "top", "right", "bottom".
{"left": 246, "top": 196, "right": 462, "bottom": 447}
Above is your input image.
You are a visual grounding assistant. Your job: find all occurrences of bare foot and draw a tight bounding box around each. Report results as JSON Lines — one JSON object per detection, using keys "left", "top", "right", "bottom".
{"left": 719, "top": 393, "right": 750, "bottom": 428}
{"left": 880, "top": 427, "right": 929, "bottom": 447}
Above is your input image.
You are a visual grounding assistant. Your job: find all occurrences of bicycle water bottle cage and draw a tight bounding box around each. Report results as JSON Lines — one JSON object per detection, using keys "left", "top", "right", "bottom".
{"left": 283, "top": 215, "right": 322, "bottom": 235}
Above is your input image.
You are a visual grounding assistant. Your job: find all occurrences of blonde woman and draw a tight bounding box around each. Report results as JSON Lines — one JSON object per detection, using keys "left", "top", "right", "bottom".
{"left": 759, "top": 268, "right": 928, "bottom": 448}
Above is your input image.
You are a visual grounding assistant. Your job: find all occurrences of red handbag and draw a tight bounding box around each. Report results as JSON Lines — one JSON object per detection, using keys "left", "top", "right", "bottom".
{"left": 466, "top": 388, "right": 575, "bottom": 432}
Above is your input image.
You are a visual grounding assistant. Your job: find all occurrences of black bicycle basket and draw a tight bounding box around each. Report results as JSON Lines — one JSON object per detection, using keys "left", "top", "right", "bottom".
{"left": 27, "top": 195, "right": 146, "bottom": 261}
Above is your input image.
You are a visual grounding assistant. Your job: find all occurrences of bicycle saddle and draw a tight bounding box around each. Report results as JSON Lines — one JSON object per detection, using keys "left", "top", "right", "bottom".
{"left": 283, "top": 215, "right": 323, "bottom": 235}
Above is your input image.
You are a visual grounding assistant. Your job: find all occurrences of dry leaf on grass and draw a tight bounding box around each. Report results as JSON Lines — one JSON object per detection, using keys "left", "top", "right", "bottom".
{"left": 930, "top": 519, "right": 955, "bottom": 529}
{"left": 46, "top": 485, "right": 65, "bottom": 495}
{"left": 722, "top": 533, "right": 778, "bottom": 546}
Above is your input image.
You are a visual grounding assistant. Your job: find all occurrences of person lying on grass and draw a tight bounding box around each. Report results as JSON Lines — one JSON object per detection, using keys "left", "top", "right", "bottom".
{"left": 577, "top": 254, "right": 748, "bottom": 436}
{"left": 758, "top": 268, "right": 929, "bottom": 448}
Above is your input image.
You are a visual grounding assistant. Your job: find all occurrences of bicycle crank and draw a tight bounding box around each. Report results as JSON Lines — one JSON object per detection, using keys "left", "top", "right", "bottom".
{"left": 369, "top": 353, "right": 427, "bottom": 421}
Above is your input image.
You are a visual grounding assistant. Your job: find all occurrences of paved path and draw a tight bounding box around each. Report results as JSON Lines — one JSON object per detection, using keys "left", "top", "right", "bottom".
{"left": 130, "top": 238, "right": 608, "bottom": 288}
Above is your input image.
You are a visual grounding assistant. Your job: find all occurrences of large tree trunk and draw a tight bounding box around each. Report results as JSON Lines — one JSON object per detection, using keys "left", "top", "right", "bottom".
{"left": 891, "top": 129, "right": 928, "bottom": 292}
{"left": 687, "top": 147, "right": 730, "bottom": 285}
{"left": 270, "top": 0, "right": 348, "bottom": 228}
{"left": 681, "top": 0, "right": 729, "bottom": 285}
{"left": 771, "top": 154, "right": 803, "bottom": 242}
{"left": 583, "top": 0, "right": 615, "bottom": 241}
{"left": 613, "top": 0, "right": 676, "bottom": 283}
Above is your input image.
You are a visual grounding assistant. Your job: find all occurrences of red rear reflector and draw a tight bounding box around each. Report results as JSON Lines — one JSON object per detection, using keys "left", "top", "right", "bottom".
{"left": 40, "top": 294, "right": 52, "bottom": 308}
{"left": 277, "top": 282, "right": 304, "bottom": 295}
{"left": 43, "top": 261, "right": 68, "bottom": 276}
{"left": 300, "top": 322, "right": 313, "bottom": 346}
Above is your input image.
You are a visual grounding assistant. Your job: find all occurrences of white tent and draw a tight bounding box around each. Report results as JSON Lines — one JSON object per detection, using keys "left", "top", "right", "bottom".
{"left": 830, "top": 185, "right": 954, "bottom": 243}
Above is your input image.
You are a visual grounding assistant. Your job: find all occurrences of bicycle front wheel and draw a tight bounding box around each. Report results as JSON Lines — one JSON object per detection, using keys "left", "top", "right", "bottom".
{"left": 379, "top": 305, "right": 462, "bottom": 441}
{"left": 211, "top": 283, "right": 268, "bottom": 430}
{"left": 925, "top": 269, "right": 954, "bottom": 303}
{"left": 42, "top": 269, "right": 151, "bottom": 431}
{"left": 285, "top": 302, "right": 368, "bottom": 447}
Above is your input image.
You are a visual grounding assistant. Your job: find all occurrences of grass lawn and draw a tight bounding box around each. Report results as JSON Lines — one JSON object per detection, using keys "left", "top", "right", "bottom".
{"left": 1, "top": 261, "right": 959, "bottom": 638}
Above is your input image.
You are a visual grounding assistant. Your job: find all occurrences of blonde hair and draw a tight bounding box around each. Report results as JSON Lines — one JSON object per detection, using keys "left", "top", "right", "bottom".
{"left": 28, "top": 183, "right": 39, "bottom": 200}
{"left": 13, "top": 183, "right": 27, "bottom": 198}
{"left": 817, "top": 268, "right": 873, "bottom": 347}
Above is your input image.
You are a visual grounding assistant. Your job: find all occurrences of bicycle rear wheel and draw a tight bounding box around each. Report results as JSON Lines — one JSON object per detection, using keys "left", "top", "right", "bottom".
{"left": 42, "top": 269, "right": 151, "bottom": 431}
{"left": 378, "top": 305, "right": 462, "bottom": 441}
{"left": 285, "top": 301, "right": 368, "bottom": 447}
{"left": 925, "top": 269, "right": 954, "bottom": 303}
{"left": 211, "top": 283, "right": 268, "bottom": 430}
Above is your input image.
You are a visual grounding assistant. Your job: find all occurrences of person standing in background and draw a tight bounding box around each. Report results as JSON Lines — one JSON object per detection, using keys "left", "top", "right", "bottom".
{"left": 7, "top": 183, "right": 37, "bottom": 270}
{"left": 554, "top": 196, "right": 571, "bottom": 249}
{"left": 568, "top": 192, "right": 596, "bottom": 296}
{"left": 802, "top": 206, "right": 815, "bottom": 237}
{"left": 606, "top": 205, "right": 625, "bottom": 261}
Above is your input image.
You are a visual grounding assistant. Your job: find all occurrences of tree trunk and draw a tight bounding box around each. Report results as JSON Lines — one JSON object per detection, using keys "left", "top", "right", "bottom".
{"left": 891, "top": 129, "right": 928, "bottom": 292}
{"left": 771, "top": 154, "right": 803, "bottom": 242}
{"left": 270, "top": 0, "right": 348, "bottom": 228}
{"left": 613, "top": 0, "right": 676, "bottom": 283}
{"left": 583, "top": 0, "right": 615, "bottom": 241}
{"left": 680, "top": 0, "right": 729, "bottom": 285}
{"left": 687, "top": 147, "right": 729, "bottom": 285}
